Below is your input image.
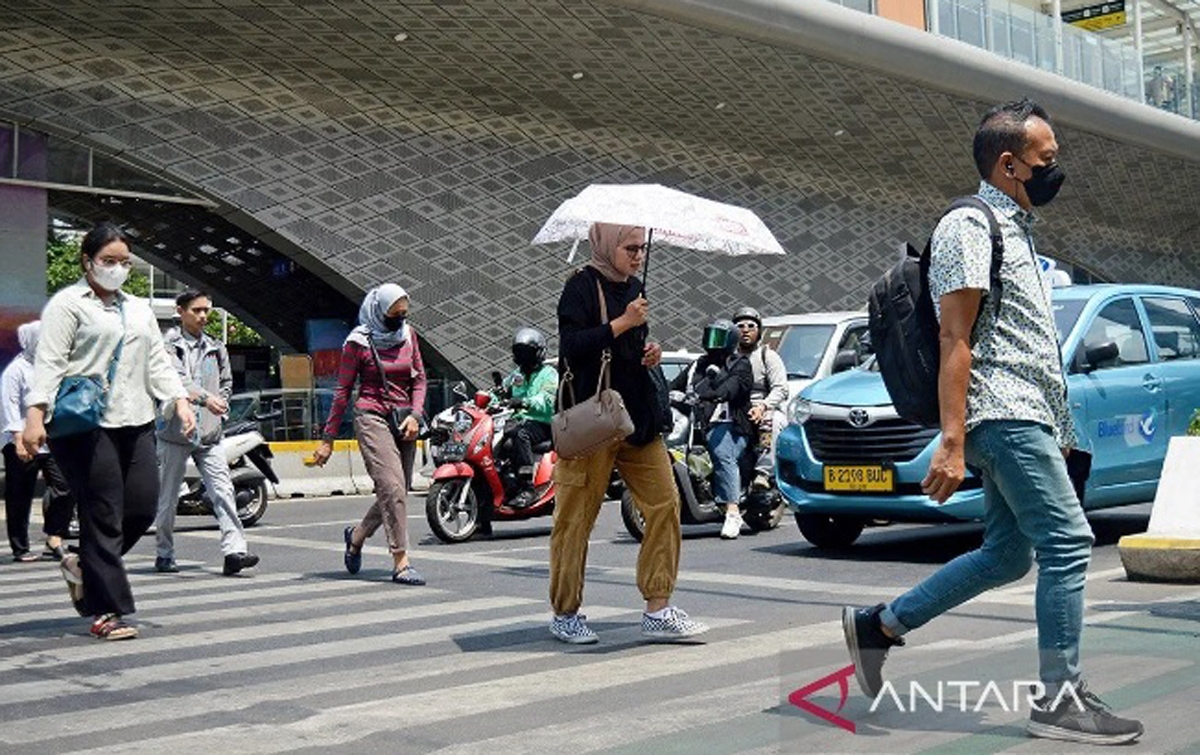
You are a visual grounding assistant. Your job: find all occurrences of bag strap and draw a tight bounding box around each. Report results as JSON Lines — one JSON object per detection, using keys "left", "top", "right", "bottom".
{"left": 105, "top": 301, "right": 125, "bottom": 390}
{"left": 366, "top": 334, "right": 398, "bottom": 406}
{"left": 557, "top": 277, "right": 615, "bottom": 411}
{"left": 919, "top": 196, "right": 1005, "bottom": 343}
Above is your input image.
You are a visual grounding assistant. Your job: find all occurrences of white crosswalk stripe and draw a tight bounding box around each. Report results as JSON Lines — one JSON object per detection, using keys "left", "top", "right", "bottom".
{"left": 2, "top": 555, "right": 1193, "bottom": 755}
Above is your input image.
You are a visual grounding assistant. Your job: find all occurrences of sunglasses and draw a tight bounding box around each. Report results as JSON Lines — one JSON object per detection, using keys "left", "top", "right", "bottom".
{"left": 621, "top": 243, "right": 649, "bottom": 256}
{"left": 736, "top": 322, "right": 758, "bottom": 330}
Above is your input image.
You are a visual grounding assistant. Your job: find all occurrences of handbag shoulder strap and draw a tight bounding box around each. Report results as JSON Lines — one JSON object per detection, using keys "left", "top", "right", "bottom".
{"left": 105, "top": 301, "right": 126, "bottom": 389}
{"left": 557, "top": 278, "right": 615, "bottom": 411}
{"left": 366, "top": 334, "right": 397, "bottom": 404}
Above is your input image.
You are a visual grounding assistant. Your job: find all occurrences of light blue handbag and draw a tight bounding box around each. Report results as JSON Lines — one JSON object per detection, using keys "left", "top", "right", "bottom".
{"left": 47, "top": 304, "right": 125, "bottom": 439}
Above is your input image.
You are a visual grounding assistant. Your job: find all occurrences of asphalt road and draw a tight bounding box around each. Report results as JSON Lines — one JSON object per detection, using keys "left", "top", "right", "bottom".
{"left": 1, "top": 494, "right": 1198, "bottom": 755}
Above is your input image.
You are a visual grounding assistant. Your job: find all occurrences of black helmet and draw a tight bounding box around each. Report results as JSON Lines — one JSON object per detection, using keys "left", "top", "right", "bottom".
{"left": 732, "top": 306, "right": 762, "bottom": 330}
{"left": 701, "top": 318, "right": 737, "bottom": 357}
{"left": 511, "top": 326, "right": 546, "bottom": 370}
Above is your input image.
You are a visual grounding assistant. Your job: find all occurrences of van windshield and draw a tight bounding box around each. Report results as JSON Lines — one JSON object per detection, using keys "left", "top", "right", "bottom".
{"left": 760, "top": 324, "right": 836, "bottom": 380}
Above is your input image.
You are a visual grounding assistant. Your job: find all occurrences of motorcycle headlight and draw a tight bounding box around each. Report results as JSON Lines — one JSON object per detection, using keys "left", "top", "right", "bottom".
{"left": 453, "top": 411, "right": 473, "bottom": 435}
{"left": 788, "top": 398, "right": 813, "bottom": 426}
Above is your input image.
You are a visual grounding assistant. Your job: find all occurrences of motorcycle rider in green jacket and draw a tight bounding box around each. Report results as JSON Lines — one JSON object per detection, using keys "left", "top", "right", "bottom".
{"left": 489, "top": 327, "right": 558, "bottom": 508}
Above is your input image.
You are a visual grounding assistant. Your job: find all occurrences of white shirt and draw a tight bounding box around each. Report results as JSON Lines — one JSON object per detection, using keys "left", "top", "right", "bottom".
{"left": 29, "top": 280, "right": 187, "bottom": 428}
{"left": 2, "top": 355, "right": 36, "bottom": 448}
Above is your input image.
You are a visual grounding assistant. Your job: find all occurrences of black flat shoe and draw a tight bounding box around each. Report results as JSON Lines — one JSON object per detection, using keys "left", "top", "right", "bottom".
{"left": 43, "top": 543, "right": 68, "bottom": 561}
{"left": 223, "top": 552, "right": 260, "bottom": 576}
{"left": 391, "top": 565, "right": 426, "bottom": 586}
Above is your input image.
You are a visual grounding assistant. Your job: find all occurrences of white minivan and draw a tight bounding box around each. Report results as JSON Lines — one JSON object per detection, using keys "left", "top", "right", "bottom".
{"left": 759, "top": 311, "right": 872, "bottom": 399}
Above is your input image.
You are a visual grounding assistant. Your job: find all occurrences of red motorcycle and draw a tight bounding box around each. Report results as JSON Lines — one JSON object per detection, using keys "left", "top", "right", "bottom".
{"left": 425, "top": 382, "right": 557, "bottom": 542}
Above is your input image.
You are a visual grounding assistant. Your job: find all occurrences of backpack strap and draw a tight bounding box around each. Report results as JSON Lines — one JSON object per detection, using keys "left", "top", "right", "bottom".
{"left": 940, "top": 195, "right": 1004, "bottom": 318}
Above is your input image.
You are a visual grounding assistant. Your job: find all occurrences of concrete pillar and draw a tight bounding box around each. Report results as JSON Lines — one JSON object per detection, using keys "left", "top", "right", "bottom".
{"left": 0, "top": 184, "right": 48, "bottom": 371}
{"left": 1132, "top": 0, "right": 1145, "bottom": 99}
{"left": 878, "top": 0, "right": 927, "bottom": 29}
{"left": 1052, "top": 0, "right": 1065, "bottom": 74}
{"left": 1185, "top": 17, "right": 1195, "bottom": 118}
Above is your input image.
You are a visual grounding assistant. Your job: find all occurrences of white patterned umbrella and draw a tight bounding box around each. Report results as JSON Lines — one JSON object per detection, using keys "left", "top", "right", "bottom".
{"left": 531, "top": 183, "right": 787, "bottom": 260}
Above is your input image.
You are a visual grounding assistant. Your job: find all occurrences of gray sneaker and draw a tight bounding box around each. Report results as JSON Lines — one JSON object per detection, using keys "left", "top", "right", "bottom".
{"left": 641, "top": 606, "right": 710, "bottom": 640}
{"left": 1027, "top": 682, "right": 1144, "bottom": 745}
{"left": 549, "top": 613, "right": 598, "bottom": 644}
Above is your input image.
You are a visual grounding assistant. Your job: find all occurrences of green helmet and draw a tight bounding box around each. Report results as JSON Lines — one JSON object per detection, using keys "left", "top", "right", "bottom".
{"left": 702, "top": 318, "right": 737, "bottom": 356}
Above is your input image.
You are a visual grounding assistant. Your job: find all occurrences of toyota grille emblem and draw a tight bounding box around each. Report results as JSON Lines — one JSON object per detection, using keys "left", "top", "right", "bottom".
{"left": 847, "top": 408, "right": 870, "bottom": 428}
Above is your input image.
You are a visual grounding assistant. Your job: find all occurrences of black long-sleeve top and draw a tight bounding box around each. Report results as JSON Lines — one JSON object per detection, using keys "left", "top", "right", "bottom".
{"left": 556, "top": 266, "right": 663, "bottom": 445}
{"left": 670, "top": 352, "right": 754, "bottom": 437}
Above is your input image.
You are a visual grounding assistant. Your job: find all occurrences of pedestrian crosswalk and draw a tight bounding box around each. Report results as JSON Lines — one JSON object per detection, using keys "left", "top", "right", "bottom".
{"left": 1, "top": 552, "right": 1197, "bottom": 755}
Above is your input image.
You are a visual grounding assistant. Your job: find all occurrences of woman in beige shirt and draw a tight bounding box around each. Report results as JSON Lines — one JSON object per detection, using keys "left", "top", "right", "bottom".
{"left": 22, "top": 223, "right": 195, "bottom": 641}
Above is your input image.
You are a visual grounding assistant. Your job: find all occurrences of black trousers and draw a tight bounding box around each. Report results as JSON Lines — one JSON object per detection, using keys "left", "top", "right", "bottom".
{"left": 3, "top": 443, "right": 75, "bottom": 556}
{"left": 49, "top": 424, "right": 158, "bottom": 616}
{"left": 503, "top": 419, "right": 553, "bottom": 475}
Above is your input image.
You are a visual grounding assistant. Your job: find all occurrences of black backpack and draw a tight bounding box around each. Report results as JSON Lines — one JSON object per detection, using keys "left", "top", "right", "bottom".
{"left": 867, "top": 197, "right": 1004, "bottom": 428}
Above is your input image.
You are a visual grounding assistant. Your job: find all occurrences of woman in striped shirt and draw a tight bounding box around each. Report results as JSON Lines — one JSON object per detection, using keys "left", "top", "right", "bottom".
{"left": 313, "top": 284, "right": 428, "bottom": 585}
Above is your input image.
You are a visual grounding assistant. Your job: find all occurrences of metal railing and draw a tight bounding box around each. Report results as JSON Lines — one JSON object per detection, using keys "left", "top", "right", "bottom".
{"left": 827, "top": 0, "right": 1196, "bottom": 122}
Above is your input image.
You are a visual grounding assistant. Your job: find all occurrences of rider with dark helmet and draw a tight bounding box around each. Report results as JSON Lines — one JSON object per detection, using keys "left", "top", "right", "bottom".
{"left": 491, "top": 326, "right": 558, "bottom": 508}
{"left": 670, "top": 318, "right": 753, "bottom": 539}
{"left": 732, "top": 306, "right": 788, "bottom": 491}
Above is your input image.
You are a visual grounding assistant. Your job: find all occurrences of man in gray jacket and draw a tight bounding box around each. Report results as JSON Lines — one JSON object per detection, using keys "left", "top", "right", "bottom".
{"left": 154, "top": 290, "right": 259, "bottom": 576}
{"left": 733, "top": 307, "right": 788, "bottom": 491}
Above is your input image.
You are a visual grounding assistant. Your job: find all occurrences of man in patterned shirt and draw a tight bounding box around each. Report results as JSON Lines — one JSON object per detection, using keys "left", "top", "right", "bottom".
{"left": 841, "top": 100, "right": 1143, "bottom": 745}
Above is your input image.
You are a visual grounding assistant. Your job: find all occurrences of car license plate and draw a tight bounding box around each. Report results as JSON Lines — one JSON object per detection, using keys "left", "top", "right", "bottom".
{"left": 823, "top": 465, "right": 894, "bottom": 492}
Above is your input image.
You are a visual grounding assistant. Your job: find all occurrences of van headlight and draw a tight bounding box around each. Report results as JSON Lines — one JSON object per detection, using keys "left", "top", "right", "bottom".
{"left": 788, "top": 398, "right": 813, "bottom": 426}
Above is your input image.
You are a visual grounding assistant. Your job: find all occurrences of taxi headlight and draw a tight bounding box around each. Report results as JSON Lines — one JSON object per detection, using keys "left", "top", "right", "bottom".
{"left": 788, "top": 398, "right": 813, "bottom": 426}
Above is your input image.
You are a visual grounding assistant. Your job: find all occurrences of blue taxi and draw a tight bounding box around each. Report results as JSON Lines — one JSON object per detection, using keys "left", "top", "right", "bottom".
{"left": 777, "top": 284, "right": 1200, "bottom": 547}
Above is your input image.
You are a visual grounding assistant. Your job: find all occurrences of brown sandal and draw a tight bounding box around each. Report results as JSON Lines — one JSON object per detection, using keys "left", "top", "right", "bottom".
{"left": 90, "top": 614, "right": 137, "bottom": 641}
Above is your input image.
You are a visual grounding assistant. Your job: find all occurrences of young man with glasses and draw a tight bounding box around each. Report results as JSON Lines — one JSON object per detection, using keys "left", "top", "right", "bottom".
{"left": 732, "top": 307, "right": 788, "bottom": 491}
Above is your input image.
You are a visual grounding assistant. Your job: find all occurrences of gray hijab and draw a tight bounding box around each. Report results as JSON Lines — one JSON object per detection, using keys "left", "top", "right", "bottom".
{"left": 346, "top": 284, "right": 409, "bottom": 349}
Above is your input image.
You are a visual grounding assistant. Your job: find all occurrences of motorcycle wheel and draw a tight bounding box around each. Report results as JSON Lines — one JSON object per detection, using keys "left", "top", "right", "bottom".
{"left": 795, "top": 513, "right": 864, "bottom": 549}
{"left": 236, "top": 481, "right": 269, "bottom": 527}
{"left": 426, "top": 479, "right": 480, "bottom": 543}
{"left": 744, "top": 501, "right": 786, "bottom": 532}
{"left": 619, "top": 490, "right": 646, "bottom": 542}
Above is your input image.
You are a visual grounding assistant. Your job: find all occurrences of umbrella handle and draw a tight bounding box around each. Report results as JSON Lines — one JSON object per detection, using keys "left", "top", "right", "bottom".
{"left": 642, "top": 227, "right": 654, "bottom": 296}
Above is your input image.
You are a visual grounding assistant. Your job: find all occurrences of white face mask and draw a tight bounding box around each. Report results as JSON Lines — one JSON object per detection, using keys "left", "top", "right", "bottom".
{"left": 89, "top": 260, "right": 131, "bottom": 292}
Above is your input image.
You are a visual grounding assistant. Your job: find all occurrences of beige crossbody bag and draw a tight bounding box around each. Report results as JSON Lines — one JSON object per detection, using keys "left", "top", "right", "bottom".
{"left": 551, "top": 280, "right": 634, "bottom": 459}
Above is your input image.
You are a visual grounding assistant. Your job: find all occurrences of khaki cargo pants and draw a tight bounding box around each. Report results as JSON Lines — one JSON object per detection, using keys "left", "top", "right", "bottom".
{"left": 549, "top": 437, "right": 680, "bottom": 616}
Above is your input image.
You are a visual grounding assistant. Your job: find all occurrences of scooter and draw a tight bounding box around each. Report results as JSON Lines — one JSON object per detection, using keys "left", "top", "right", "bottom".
{"left": 48, "top": 413, "right": 280, "bottom": 535}
{"left": 425, "top": 380, "right": 556, "bottom": 542}
{"left": 176, "top": 413, "right": 280, "bottom": 527}
{"left": 620, "top": 390, "right": 786, "bottom": 541}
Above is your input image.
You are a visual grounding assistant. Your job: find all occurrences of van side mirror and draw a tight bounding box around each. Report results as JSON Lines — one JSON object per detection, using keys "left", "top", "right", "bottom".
{"left": 1077, "top": 341, "right": 1119, "bottom": 373}
{"left": 832, "top": 349, "right": 859, "bottom": 373}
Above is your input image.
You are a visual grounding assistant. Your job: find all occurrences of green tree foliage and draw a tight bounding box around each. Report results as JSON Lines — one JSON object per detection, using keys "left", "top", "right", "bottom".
{"left": 1189, "top": 409, "right": 1200, "bottom": 437}
{"left": 204, "top": 313, "right": 265, "bottom": 346}
{"left": 46, "top": 232, "right": 149, "bottom": 297}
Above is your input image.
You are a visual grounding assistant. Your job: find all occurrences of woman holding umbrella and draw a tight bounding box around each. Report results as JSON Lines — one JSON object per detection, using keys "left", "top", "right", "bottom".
{"left": 548, "top": 222, "right": 709, "bottom": 644}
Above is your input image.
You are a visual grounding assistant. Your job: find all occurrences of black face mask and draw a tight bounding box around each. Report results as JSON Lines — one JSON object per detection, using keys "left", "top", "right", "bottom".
{"left": 1021, "top": 161, "right": 1065, "bottom": 207}
{"left": 383, "top": 315, "right": 405, "bottom": 332}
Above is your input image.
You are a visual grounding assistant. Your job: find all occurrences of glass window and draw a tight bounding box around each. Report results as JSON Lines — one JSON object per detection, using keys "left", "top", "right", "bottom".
{"left": 0, "top": 122, "right": 13, "bottom": 178}
{"left": 1052, "top": 299, "right": 1087, "bottom": 344}
{"left": 1142, "top": 297, "right": 1200, "bottom": 361}
{"left": 1078, "top": 298, "right": 1148, "bottom": 370}
{"left": 761, "top": 324, "right": 835, "bottom": 380}
{"left": 47, "top": 139, "right": 89, "bottom": 185}
{"left": 837, "top": 324, "right": 871, "bottom": 366}
{"left": 16, "top": 128, "right": 48, "bottom": 181}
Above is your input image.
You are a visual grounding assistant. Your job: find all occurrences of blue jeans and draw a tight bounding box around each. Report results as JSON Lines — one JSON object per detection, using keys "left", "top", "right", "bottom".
{"left": 706, "top": 423, "right": 747, "bottom": 504}
{"left": 880, "top": 420, "right": 1095, "bottom": 691}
